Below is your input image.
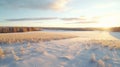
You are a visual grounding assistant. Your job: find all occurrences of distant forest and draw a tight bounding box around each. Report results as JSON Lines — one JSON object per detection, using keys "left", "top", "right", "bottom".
{"left": 42, "top": 27, "right": 120, "bottom": 32}
{"left": 0, "top": 27, "right": 41, "bottom": 33}
{"left": 0, "top": 27, "right": 120, "bottom": 33}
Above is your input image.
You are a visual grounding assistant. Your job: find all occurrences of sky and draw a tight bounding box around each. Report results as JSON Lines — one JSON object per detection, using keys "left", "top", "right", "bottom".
{"left": 0, "top": 0, "right": 120, "bottom": 28}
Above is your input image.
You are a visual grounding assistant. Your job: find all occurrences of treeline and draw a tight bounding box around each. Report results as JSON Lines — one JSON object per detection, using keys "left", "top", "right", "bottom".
{"left": 109, "top": 27, "right": 120, "bottom": 32}
{"left": 42, "top": 27, "right": 120, "bottom": 32}
{"left": 0, "top": 27, "right": 41, "bottom": 33}
{"left": 0, "top": 27, "right": 120, "bottom": 33}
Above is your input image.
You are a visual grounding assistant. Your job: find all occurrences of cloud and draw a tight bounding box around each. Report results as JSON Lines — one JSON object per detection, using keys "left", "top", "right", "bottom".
{"left": 5, "top": 17, "right": 58, "bottom": 21}
{"left": 61, "top": 16, "right": 87, "bottom": 21}
{"left": 65, "top": 21, "right": 95, "bottom": 24}
{"left": 50, "top": 0, "right": 70, "bottom": 11}
{"left": 61, "top": 18, "right": 80, "bottom": 21}
{"left": 5, "top": 16, "right": 97, "bottom": 24}
{"left": 62, "top": 17, "right": 97, "bottom": 24}
{"left": 0, "top": 0, "right": 70, "bottom": 11}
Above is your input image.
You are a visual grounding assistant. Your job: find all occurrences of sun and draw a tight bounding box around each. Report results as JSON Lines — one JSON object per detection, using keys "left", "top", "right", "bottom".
{"left": 97, "top": 15, "right": 119, "bottom": 28}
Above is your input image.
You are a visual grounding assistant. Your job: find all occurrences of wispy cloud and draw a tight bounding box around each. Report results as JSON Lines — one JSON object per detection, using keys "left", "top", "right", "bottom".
{"left": 61, "top": 18, "right": 80, "bottom": 21}
{"left": 0, "top": 0, "right": 70, "bottom": 11}
{"left": 5, "top": 17, "right": 96, "bottom": 24}
{"left": 61, "top": 17, "right": 97, "bottom": 24}
{"left": 5, "top": 17, "right": 58, "bottom": 21}
{"left": 65, "top": 20, "right": 96, "bottom": 24}
{"left": 61, "top": 17, "right": 88, "bottom": 21}
{"left": 50, "top": 0, "right": 70, "bottom": 11}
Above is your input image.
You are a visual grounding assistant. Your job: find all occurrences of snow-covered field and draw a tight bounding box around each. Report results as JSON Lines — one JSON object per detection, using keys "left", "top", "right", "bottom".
{"left": 0, "top": 30, "right": 120, "bottom": 67}
{"left": 0, "top": 31, "right": 75, "bottom": 44}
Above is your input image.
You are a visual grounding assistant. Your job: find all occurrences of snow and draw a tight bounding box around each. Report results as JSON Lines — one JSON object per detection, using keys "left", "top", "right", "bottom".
{"left": 0, "top": 30, "right": 120, "bottom": 67}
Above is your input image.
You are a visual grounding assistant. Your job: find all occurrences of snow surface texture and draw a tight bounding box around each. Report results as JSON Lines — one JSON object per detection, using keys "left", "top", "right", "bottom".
{"left": 0, "top": 31, "right": 120, "bottom": 67}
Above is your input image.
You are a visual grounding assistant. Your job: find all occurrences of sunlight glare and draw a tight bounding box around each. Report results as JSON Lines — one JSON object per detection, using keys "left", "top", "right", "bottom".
{"left": 97, "top": 15, "right": 119, "bottom": 28}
